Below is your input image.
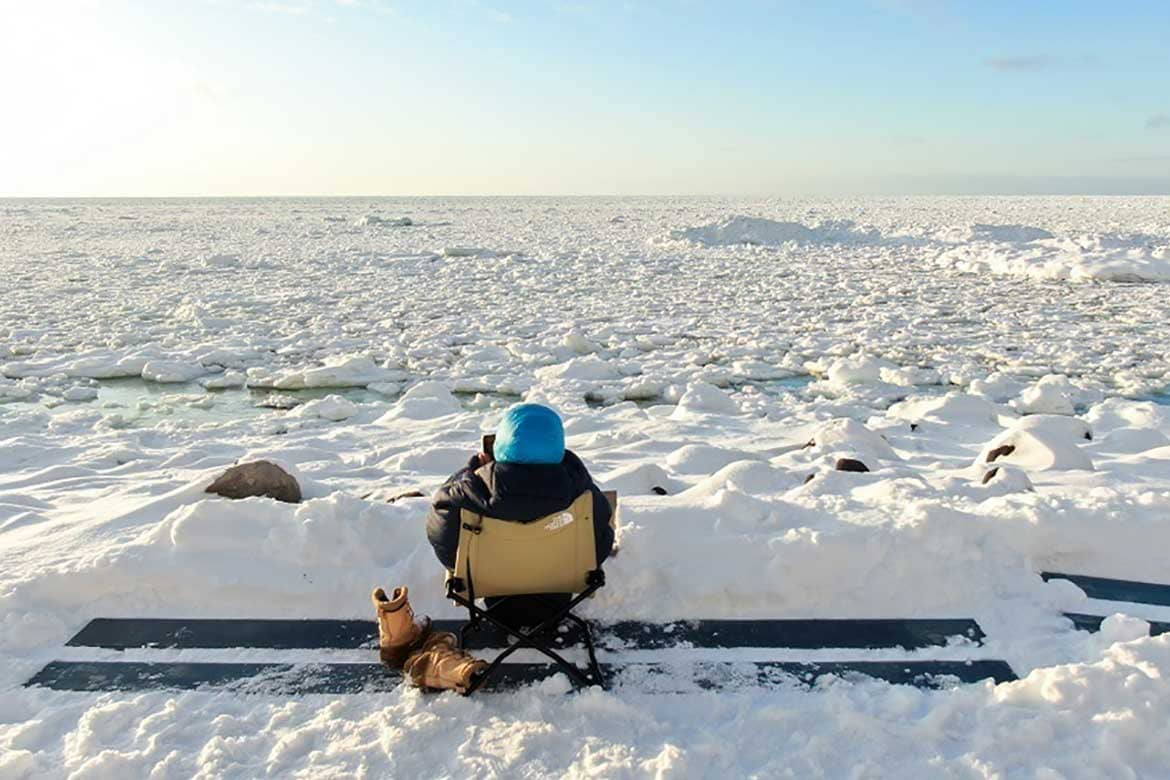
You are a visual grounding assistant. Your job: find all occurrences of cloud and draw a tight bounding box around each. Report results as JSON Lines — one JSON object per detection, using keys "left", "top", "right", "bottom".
{"left": 984, "top": 55, "right": 1057, "bottom": 71}
{"left": 250, "top": 0, "right": 393, "bottom": 18}
{"left": 1147, "top": 114, "right": 1170, "bottom": 130}
{"left": 333, "top": 0, "right": 396, "bottom": 16}
{"left": 984, "top": 54, "right": 1097, "bottom": 72}
{"left": 867, "top": 0, "right": 952, "bottom": 22}
{"left": 890, "top": 134, "right": 927, "bottom": 146}
{"left": 253, "top": 0, "right": 312, "bottom": 14}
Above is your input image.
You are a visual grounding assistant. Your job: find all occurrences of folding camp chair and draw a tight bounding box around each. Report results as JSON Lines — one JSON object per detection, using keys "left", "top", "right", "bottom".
{"left": 444, "top": 490, "right": 615, "bottom": 694}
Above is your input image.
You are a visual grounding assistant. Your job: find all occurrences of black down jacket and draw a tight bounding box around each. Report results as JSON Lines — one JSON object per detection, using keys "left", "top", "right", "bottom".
{"left": 426, "top": 450, "right": 614, "bottom": 571}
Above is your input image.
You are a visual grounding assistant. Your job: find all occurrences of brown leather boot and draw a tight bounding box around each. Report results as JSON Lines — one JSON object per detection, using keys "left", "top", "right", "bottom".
{"left": 403, "top": 632, "right": 489, "bottom": 694}
{"left": 371, "top": 586, "right": 432, "bottom": 668}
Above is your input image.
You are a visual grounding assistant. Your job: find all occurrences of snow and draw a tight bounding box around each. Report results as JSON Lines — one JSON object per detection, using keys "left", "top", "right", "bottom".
{"left": 140, "top": 360, "right": 207, "bottom": 384}
{"left": 355, "top": 215, "right": 412, "bottom": 227}
{"left": 670, "top": 381, "right": 740, "bottom": 417}
{"left": 199, "top": 370, "right": 246, "bottom": 390}
{"left": 1016, "top": 375, "right": 1078, "bottom": 415}
{"left": 377, "top": 380, "right": 461, "bottom": 420}
{"left": 937, "top": 230, "right": 1170, "bottom": 282}
{"left": 2, "top": 196, "right": 1170, "bottom": 777}
{"left": 203, "top": 252, "right": 241, "bottom": 268}
{"left": 667, "top": 215, "right": 884, "bottom": 246}
{"left": 806, "top": 417, "right": 900, "bottom": 464}
{"left": 976, "top": 424, "right": 1096, "bottom": 472}
{"left": 442, "top": 245, "right": 494, "bottom": 258}
{"left": 965, "top": 223, "right": 1056, "bottom": 243}
{"left": 290, "top": 394, "right": 358, "bottom": 421}
{"left": 826, "top": 354, "right": 891, "bottom": 385}
{"left": 61, "top": 386, "right": 98, "bottom": 402}
{"left": 270, "top": 355, "right": 406, "bottom": 391}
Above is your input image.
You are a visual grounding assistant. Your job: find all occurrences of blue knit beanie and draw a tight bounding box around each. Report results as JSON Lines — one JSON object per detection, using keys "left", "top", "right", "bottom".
{"left": 494, "top": 403, "right": 565, "bottom": 465}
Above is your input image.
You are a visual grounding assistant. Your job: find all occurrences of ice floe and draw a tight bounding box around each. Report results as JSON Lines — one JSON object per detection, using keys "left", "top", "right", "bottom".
{"left": 667, "top": 215, "right": 886, "bottom": 247}
{"left": 3, "top": 197, "right": 1170, "bottom": 778}
{"left": 938, "top": 231, "right": 1170, "bottom": 282}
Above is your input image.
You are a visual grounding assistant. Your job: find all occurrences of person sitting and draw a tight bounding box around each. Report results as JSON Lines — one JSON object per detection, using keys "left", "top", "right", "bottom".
{"left": 371, "top": 403, "right": 614, "bottom": 693}
{"left": 426, "top": 402, "right": 615, "bottom": 628}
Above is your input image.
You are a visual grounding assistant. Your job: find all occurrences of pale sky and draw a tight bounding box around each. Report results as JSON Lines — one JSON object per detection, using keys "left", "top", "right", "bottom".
{"left": 2, "top": 0, "right": 1168, "bottom": 196}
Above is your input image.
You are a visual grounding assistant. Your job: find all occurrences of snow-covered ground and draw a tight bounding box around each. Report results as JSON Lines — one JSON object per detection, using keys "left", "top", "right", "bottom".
{"left": 2, "top": 196, "right": 1170, "bottom": 778}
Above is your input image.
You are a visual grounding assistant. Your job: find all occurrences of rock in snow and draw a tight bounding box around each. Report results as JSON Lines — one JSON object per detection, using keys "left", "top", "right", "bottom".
{"left": 205, "top": 461, "right": 302, "bottom": 503}
{"left": 834, "top": 457, "right": 870, "bottom": 472}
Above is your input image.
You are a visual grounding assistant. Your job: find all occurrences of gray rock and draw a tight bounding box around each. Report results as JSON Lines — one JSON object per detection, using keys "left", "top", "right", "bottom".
{"left": 985, "top": 444, "right": 1016, "bottom": 463}
{"left": 206, "top": 461, "right": 301, "bottom": 503}
{"left": 834, "top": 457, "right": 870, "bottom": 473}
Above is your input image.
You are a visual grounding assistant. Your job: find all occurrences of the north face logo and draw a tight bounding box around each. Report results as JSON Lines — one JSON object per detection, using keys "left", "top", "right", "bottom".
{"left": 544, "top": 512, "right": 575, "bottom": 531}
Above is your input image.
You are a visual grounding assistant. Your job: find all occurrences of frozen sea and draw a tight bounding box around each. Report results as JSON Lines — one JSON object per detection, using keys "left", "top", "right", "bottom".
{"left": 2, "top": 197, "right": 1170, "bottom": 778}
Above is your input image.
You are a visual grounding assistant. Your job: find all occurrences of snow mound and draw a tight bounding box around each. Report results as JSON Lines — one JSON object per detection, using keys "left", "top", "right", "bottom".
{"left": 938, "top": 233, "right": 1170, "bottom": 282}
{"left": 977, "top": 423, "right": 1094, "bottom": 472}
{"left": 536, "top": 355, "right": 621, "bottom": 383}
{"left": 979, "top": 463, "right": 1036, "bottom": 493}
{"left": 562, "top": 330, "right": 599, "bottom": 355}
{"left": 61, "top": 385, "right": 98, "bottom": 402}
{"left": 807, "top": 418, "right": 899, "bottom": 462}
{"left": 680, "top": 460, "right": 791, "bottom": 498}
{"left": 461, "top": 345, "right": 512, "bottom": 366}
{"left": 1090, "top": 427, "right": 1170, "bottom": 454}
{"left": 203, "top": 253, "right": 241, "bottom": 268}
{"left": 132, "top": 493, "right": 440, "bottom": 611}
{"left": 290, "top": 394, "right": 357, "bottom": 422}
{"left": 441, "top": 246, "right": 494, "bottom": 258}
{"left": 1016, "top": 375, "right": 1076, "bottom": 416}
{"left": 826, "top": 354, "right": 894, "bottom": 385}
{"left": 141, "top": 360, "right": 206, "bottom": 384}
{"left": 1084, "top": 398, "right": 1169, "bottom": 433}
{"left": 968, "top": 224, "right": 1055, "bottom": 243}
{"left": 879, "top": 365, "right": 941, "bottom": 386}
{"left": 200, "top": 371, "right": 246, "bottom": 390}
{"left": 671, "top": 382, "right": 740, "bottom": 417}
{"left": 968, "top": 372, "right": 1027, "bottom": 402}
{"left": 598, "top": 462, "right": 685, "bottom": 495}
{"left": 730, "top": 360, "right": 793, "bottom": 381}
{"left": 668, "top": 216, "right": 882, "bottom": 247}
{"left": 390, "top": 446, "right": 474, "bottom": 475}
{"left": 1014, "top": 413, "right": 1092, "bottom": 441}
{"left": 273, "top": 356, "right": 400, "bottom": 390}
{"left": 377, "top": 380, "right": 460, "bottom": 420}
{"left": 664, "top": 443, "right": 763, "bottom": 475}
{"left": 889, "top": 392, "right": 1001, "bottom": 427}
{"left": 355, "top": 215, "right": 412, "bottom": 227}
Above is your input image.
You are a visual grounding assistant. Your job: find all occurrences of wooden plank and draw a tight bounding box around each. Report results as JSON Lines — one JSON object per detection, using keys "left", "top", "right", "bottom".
{"left": 27, "top": 658, "right": 1016, "bottom": 694}
{"left": 1063, "top": 612, "right": 1170, "bottom": 636}
{"left": 66, "top": 617, "right": 987, "bottom": 651}
{"left": 1042, "top": 572, "right": 1170, "bottom": 607}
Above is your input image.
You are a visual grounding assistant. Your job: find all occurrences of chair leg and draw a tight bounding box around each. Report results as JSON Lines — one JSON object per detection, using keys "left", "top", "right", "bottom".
{"left": 463, "top": 603, "right": 593, "bottom": 685}
{"left": 448, "top": 586, "right": 607, "bottom": 692}
{"left": 562, "top": 611, "right": 605, "bottom": 688}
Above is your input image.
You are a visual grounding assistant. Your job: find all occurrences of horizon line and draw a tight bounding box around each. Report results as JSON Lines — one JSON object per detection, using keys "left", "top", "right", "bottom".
{"left": 4, "top": 191, "right": 1170, "bottom": 200}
